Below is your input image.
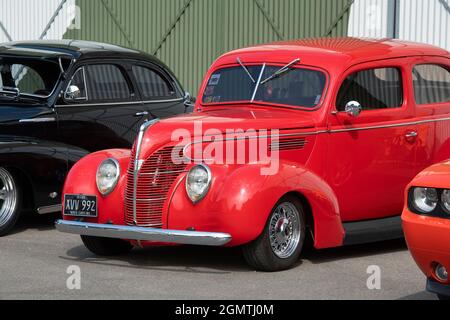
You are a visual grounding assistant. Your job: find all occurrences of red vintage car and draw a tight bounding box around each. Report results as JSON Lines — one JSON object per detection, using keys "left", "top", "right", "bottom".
{"left": 402, "top": 161, "right": 450, "bottom": 300}
{"left": 56, "top": 38, "right": 450, "bottom": 271}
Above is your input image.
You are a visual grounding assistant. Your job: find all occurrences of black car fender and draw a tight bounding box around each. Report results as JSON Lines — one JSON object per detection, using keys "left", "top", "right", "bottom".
{"left": 0, "top": 136, "right": 89, "bottom": 211}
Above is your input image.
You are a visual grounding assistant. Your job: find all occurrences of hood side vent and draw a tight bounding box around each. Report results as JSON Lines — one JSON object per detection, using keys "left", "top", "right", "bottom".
{"left": 270, "top": 136, "right": 307, "bottom": 152}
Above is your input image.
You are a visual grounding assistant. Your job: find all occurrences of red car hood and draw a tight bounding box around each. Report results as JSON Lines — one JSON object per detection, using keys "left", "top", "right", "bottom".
{"left": 139, "top": 107, "right": 317, "bottom": 158}
{"left": 158, "top": 107, "right": 315, "bottom": 131}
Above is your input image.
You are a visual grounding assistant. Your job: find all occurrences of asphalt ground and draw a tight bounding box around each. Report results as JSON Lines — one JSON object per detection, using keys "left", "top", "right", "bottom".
{"left": 0, "top": 213, "right": 437, "bottom": 300}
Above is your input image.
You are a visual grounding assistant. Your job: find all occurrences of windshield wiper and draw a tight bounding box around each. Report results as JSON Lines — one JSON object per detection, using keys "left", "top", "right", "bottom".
{"left": 237, "top": 58, "right": 256, "bottom": 83}
{"left": 260, "top": 58, "right": 300, "bottom": 85}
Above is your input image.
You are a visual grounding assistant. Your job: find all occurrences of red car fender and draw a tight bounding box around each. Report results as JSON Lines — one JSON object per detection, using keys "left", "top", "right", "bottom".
{"left": 167, "top": 161, "right": 344, "bottom": 248}
{"left": 62, "top": 149, "right": 131, "bottom": 225}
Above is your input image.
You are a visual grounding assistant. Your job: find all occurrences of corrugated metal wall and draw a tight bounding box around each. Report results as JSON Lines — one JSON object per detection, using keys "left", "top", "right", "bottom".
{"left": 63, "top": 0, "right": 353, "bottom": 94}
{"left": 348, "top": 0, "right": 394, "bottom": 38}
{"left": 348, "top": 0, "right": 450, "bottom": 50}
{"left": 0, "top": 0, "right": 76, "bottom": 42}
{"left": 398, "top": 0, "right": 449, "bottom": 50}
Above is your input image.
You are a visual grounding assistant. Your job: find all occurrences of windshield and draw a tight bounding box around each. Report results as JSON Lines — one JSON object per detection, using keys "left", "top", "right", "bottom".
{"left": 202, "top": 64, "right": 327, "bottom": 108}
{"left": 0, "top": 58, "right": 61, "bottom": 99}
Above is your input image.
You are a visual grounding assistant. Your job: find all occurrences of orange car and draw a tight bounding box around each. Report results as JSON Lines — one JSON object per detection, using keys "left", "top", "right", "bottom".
{"left": 402, "top": 161, "right": 450, "bottom": 300}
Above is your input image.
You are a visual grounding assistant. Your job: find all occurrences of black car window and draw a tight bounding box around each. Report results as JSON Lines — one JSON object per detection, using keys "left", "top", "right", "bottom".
{"left": 13, "top": 65, "right": 46, "bottom": 95}
{"left": 337, "top": 68, "right": 403, "bottom": 111}
{"left": 0, "top": 60, "right": 60, "bottom": 97}
{"left": 85, "top": 64, "right": 131, "bottom": 101}
{"left": 132, "top": 65, "right": 175, "bottom": 99}
{"left": 413, "top": 64, "right": 450, "bottom": 105}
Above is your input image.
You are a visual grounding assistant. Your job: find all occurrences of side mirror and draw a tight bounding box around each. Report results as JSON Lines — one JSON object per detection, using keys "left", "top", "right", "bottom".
{"left": 65, "top": 85, "right": 81, "bottom": 100}
{"left": 344, "top": 101, "right": 362, "bottom": 117}
{"left": 184, "top": 92, "right": 196, "bottom": 105}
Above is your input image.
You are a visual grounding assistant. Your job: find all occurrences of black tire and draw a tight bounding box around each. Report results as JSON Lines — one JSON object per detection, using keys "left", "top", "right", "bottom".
{"left": 0, "top": 168, "right": 21, "bottom": 237}
{"left": 438, "top": 294, "right": 450, "bottom": 301}
{"left": 243, "top": 195, "right": 306, "bottom": 272}
{"left": 81, "top": 235, "right": 133, "bottom": 256}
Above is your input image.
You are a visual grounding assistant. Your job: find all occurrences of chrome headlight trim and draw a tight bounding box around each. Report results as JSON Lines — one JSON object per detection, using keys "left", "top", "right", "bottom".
{"left": 96, "top": 158, "right": 120, "bottom": 196}
{"left": 441, "top": 189, "right": 450, "bottom": 214}
{"left": 185, "top": 164, "right": 212, "bottom": 204}
{"left": 411, "top": 187, "right": 438, "bottom": 214}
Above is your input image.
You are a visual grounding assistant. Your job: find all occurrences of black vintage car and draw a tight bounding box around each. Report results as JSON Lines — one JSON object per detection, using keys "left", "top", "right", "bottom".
{"left": 0, "top": 40, "right": 192, "bottom": 235}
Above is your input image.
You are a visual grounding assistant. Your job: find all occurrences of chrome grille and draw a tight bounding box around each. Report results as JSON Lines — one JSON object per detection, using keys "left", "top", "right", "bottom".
{"left": 125, "top": 145, "right": 187, "bottom": 227}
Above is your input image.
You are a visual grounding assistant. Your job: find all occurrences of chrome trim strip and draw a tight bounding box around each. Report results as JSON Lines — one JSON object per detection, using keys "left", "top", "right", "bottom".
{"left": 82, "top": 67, "right": 89, "bottom": 101}
{"left": 182, "top": 116, "right": 450, "bottom": 160}
{"left": 37, "top": 204, "right": 62, "bottom": 215}
{"left": 329, "top": 116, "right": 450, "bottom": 133}
{"left": 133, "top": 119, "right": 160, "bottom": 225}
{"left": 19, "top": 117, "right": 56, "bottom": 123}
{"left": 54, "top": 97, "right": 184, "bottom": 108}
{"left": 55, "top": 220, "right": 232, "bottom": 246}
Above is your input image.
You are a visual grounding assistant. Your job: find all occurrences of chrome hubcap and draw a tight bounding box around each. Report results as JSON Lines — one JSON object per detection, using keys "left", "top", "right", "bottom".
{"left": 269, "top": 202, "right": 301, "bottom": 259}
{"left": 0, "top": 168, "right": 17, "bottom": 227}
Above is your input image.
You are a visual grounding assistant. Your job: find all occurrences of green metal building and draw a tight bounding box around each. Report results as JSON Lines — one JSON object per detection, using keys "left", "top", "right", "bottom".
{"left": 64, "top": 0, "right": 352, "bottom": 94}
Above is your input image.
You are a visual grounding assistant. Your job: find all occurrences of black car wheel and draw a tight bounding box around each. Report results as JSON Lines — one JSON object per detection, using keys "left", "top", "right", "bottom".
{"left": 0, "top": 168, "right": 21, "bottom": 236}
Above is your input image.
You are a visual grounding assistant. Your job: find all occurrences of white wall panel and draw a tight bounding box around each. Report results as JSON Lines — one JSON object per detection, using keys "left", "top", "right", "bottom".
{"left": 398, "top": 0, "right": 449, "bottom": 50}
{"left": 349, "top": 0, "right": 449, "bottom": 50}
{"left": 0, "top": 0, "right": 76, "bottom": 43}
{"left": 348, "top": 0, "right": 392, "bottom": 38}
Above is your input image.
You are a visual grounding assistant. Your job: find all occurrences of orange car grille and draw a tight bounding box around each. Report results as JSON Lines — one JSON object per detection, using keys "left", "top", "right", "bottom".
{"left": 124, "top": 145, "right": 187, "bottom": 227}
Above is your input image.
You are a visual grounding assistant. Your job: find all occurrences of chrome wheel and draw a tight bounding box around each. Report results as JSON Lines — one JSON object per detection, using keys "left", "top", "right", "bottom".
{"left": 269, "top": 202, "right": 301, "bottom": 259}
{"left": 0, "top": 168, "right": 18, "bottom": 227}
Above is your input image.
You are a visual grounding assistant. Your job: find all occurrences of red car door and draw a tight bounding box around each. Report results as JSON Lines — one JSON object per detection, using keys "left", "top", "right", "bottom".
{"left": 411, "top": 58, "right": 450, "bottom": 170}
{"left": 326, "top": 60, "right": 419, "bottom": 222}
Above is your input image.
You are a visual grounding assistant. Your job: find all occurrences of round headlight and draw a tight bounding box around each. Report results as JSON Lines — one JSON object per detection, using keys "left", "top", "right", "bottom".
{"left": 186, "top": 164, "right": 212, "bottom": 204}
{"left": 412, "top": 187, "right": 438, "bottom": 213}
{"left": 442, "top": 190, "right": 450, "bottom": 214}
{"left": 96, "top": 158, "right": 120, "bottom": 196}
{"left": 435, "top": 264, "right": 449, "bottom": 282}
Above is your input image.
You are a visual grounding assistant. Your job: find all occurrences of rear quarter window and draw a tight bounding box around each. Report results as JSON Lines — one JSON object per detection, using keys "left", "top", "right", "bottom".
{"left": 413, "top": 64, "right": 450, "bottom": 105}
{"left": 132, "top": 65, "right": 175, "bottom": 99}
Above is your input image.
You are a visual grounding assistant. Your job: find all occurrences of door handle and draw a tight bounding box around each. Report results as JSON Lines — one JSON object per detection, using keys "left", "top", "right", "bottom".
{"left": 134, "top": 111, "right": 149, "bottom": 117}
{"left": 405, "top": 131, "right": 418, "bottom": 139}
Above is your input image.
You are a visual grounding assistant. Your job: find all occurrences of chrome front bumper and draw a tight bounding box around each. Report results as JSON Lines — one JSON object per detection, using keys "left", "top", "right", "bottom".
{"left": 55, "top": 220, "right": 232, "bottom": 246}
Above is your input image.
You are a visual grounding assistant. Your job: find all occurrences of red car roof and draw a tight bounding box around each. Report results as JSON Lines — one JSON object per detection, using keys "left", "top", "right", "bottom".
{"left": 215, "top": 37, "right": 449, "bottom": 72}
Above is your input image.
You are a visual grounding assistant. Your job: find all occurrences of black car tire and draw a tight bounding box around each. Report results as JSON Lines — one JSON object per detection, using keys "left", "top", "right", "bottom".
{"left": 81, "top": 235, "right": 134, "bottom": 256}
{"left": 243, "top": 195, "right": 306, "bottom": 272}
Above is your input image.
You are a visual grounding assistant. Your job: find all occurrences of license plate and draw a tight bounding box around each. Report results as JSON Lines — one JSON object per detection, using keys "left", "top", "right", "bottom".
{"left": 64, "top": 194, "right": 97, "bottom": 217}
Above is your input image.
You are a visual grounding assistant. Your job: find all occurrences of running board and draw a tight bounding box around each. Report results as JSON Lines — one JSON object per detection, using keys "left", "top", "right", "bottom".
{"left": 342, "top": 216, "right": 404, "bottom": 246}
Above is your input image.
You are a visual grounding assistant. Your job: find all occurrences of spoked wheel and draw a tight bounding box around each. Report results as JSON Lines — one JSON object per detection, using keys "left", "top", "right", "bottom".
{"left": 268, "top": 202, "right": 302, "bottom": 259}
{"left": 0, "top": 168, "right": 21, "bottom": 236}
{"left": 243, "top": 195, "right": 306, "bottom": 271}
